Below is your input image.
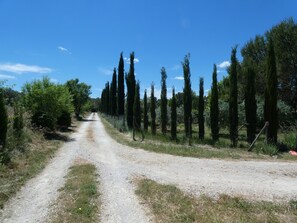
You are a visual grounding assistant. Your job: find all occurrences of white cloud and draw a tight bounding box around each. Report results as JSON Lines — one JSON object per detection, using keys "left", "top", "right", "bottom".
{"left": 124, "top": 57, "right": 140, "bottom": 64}
{"left": 58, "top": 46, "right": 71, "bottom": 54}
{"left": 98, "top": 67, "right": 113, "bottom": 76}
{"left": 217, "top": 61, "right": 231, "bottom": 69}
{"left": 174, "top": 76, "right": 184, "bottom": 80}
{"left": 0, "top": 74, "right": 16, "bottom": 79}
{"left": 0, "top": 63, "right": 52, "bottom": 74}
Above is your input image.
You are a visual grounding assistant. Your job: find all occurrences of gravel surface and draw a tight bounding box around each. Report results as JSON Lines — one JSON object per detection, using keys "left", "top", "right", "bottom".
{"left": 1, "top": 113, "right": 297, "bottom": 222}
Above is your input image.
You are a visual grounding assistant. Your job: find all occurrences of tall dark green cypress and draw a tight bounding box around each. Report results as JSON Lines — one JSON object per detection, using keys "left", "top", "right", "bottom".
{"left": 143, "top": 89, "right": 149, "bottom": 131}
{"left": 133, "top": 82, "right": 141, "bottom": 130}
{"left": 150, "top": 83, "right": 156, "bottom": 135}
{"left": 117, "top": 52, "right": 125, "bottom": 116}
{"left": 198, "top": 77, "right": 205, "bottom": 139}
{"left": 182, "top": 54, "right": 192, "bottom": 137}
{"left": 245, "top": 64, "right": 257, "bottom": 143}
{"left": 0, "top": 90, "right": 8, "bottom": 163}
{"left": 106, "top": 82, "right": 110, "bottom": 115}
{"left": 171, "top": 87, "right": 177, "bottom": 141}
{"left": 125, "top": 52, "right": 136, "bottom": 128}
{"left": 111, "top": 68, "right": 117, "bottom": 116}
{"left": 229, "top": 47, "right": 238, "bottom": 147}
{"left": 160, "top": 67, "right": 168, "bottom": 135}
{"left": 210, "top": 64, "right": 219, "bottom": 141}
{"left": 264, "top": 39, "right": 278, "bottom": 144}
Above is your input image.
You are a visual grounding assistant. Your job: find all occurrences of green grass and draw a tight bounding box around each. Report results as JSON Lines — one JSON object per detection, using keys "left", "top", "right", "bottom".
{"left": 51, "top": 163, "right": 99, "bottom": 223}
{"left": 136, "top": 178, "right": 297, "bottom": 223}
{"left": 100, "top": 114, "right": 296, "bottom": 160}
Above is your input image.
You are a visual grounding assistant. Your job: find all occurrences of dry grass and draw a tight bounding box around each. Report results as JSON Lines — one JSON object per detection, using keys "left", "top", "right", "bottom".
{"left": 136, "top": 178, "right": 297, "bottom": 223}
{"left": 50, "top": 162, "right": 99, "bottom": 223}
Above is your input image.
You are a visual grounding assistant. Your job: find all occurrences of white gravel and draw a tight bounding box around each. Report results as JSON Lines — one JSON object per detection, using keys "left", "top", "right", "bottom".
{"left": 1, "top": 113, "right": 297, "bottom": 223}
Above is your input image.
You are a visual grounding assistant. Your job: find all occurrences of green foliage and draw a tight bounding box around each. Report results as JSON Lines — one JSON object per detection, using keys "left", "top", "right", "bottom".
{"left": 150, "top": 83, "right": 156, "bottom": 135}
{"left": 125, "top": 52, "right": 136, "bottom": 128}
{"left": 210, "top": 64, "right": 219, "bottom": 140}
{"left": 13, "top": 101, "right": 24, "bottom": 140}
{"left": 182, "top": 54, "right": 192, "bottom": 137}
{"left": 110, "top": 68, "right": 117, "bottom": 116}
{"left": 57, "top": 111, "right": 72, "bottom": 128}
{"left": 0, "top": 90, "right": 8, "bottom": 164}
{"left": 198, "top": 77, "right": 205, "bottom": 139}
{"left": 143, "top": 90, "right": 149, "bottom": 131}
{"left": 255, "top": 142, "right": 279, "bottom": 156}
{"left": 117, "top": 52, "right": 125, "bottom": 116}
{"left": 160, "top": 67, "right": 168, "bottom": 135}
{"left": 133, "top": 82, "right": 141, "bottom": 130}
{"left": 171, "top": 88, "right": 177, "bottom": 140}
{"left": 229, "top": 47, "right": 239, "bottom": 147}
{"left": 100, "top": 82, "right": 110, "bottom": 114}
{"left": 23, "top": 77, "right": 74, "bottom": 130}
{"left": 65, "top": 79, "right": 91, "bottom": 118}
{"left": 264, "top": 39, "right": 278, "bottom": 144}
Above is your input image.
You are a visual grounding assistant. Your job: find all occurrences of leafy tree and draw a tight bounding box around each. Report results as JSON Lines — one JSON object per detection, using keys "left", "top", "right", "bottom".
{"left": 125, "top": 52, "right": 136, "bottom": 128}
{"left": 133, "top": 82, "right": 141, "bottom": 129}
{"left": 198, "top": 77, "right": 205, "bottom": 139}
{"left": 23, "top": 77, "right": 74, "bottom": 130}
{"left": 143, "top": 89, "right": 149, "bottom": 131}
{"left": 229, "top": 47, "right": 238, "bottom": 147}
{"left": 13, "top": 101, "right": 24, "bottom": 138}
{"left": 150, "top": 83, "right": 156, "bottom": 135}
{"left": 210, "top": 64, "right": 219, "bottom": 141}
{"left": 171, "top": 87, "right": 177, "bottom": 141}
{"left": 264, "top": 39, "right": 278, "bottom": 144}
{"left": 0, "top": 89, "right": 8, "bottom": 164}
{"left": 244, "top": 63, "right": 257, "bottom": 143}
{"left": 66, "top": 79, "right": 91, "bottom": 118}
{"left": 117, "top": 52, "right": 125, "bottom": 116}
{"left": 182, "top": 54, "right": 192, "bottom": 137}
{"left": 160, "top": 67, "right": 168, "bottom": 135}
{"left": 110, "top": 68, "right": 117, "bottom": 116}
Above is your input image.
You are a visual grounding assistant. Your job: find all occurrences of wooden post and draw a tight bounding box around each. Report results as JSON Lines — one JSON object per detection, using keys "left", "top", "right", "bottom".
{"left": 248, "top": 121, "right": 269, "bottom": 151}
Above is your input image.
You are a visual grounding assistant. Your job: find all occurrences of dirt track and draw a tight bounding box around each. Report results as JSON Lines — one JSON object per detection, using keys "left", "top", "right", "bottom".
{"left": 1, "top": 113, "right": 297, "bottom": 223}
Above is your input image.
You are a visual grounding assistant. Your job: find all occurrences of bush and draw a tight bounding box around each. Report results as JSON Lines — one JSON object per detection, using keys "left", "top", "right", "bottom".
{"left": 57, "top": 111, "right": 72, "bottom": 128}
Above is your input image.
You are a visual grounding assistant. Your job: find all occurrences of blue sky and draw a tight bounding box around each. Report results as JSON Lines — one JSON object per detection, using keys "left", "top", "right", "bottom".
{"left": 0, "top": 0, "right": 296, "bottom": 98}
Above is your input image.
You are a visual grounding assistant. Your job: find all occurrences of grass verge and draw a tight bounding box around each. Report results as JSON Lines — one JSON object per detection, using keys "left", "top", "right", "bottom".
{"left": 100, "top": 115, "right": 292, "bottom": 160}
{"left": 50, "top": 162, "right": 99, "bottom": 223}
{"left": 136, "top": 178, "right": 297, "bottom": 223}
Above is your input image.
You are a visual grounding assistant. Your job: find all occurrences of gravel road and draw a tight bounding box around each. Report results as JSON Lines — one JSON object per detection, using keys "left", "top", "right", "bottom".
{"left": 1, "top": 113, "right": 297, "bottom": 223}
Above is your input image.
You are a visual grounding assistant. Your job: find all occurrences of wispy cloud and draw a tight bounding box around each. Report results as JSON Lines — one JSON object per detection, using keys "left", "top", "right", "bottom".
{"left": 173, "top": 76, "right": 184, "bottom": 80}
{"left": 0, "top": 63, "right": 52, "bottom": 74}
{"left": 0, "top": 74, "right": 16, "bottom": 79}
{"left": 98, "top": 67, "right": 113, "bottom": 76}
{"left": 217, "top": 61, "right": 231, "bottom": 69}
{"left": 58, "top": 46, "right": 71, "bottom": 54}
{"left": 171, "top": 64, "right": 181, "bottom": 71}
{"left": 124, "top": 57, "right": 140, "bottom": 64}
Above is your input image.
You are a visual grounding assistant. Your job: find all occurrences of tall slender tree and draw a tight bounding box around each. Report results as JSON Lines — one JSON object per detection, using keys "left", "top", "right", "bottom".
{"left": 111, "top": 68, "right": 117, "bottom": 116}
{"left": 182, "top": 54, "right": 192, "bottom": 137}
{"left": 264, "top": 39, "right": 278, "bottom": 144}
{"left": 133, "top": 82, "right": 141, "bottom": 129}
{"left": 150, "top": 83, "right": 156, "bottom": 135}
{"left": 117, "top": 52, "right": 125, "bottom": 116}
{"left": 160, "top": 67, "right": 168, "bottom": 135}
{"left": 210, "top": 64, "right": 219, "bottom": 141}
{"left": 125, "top": 52, "right": 136, "bottom": 128}
{"left": 0, "top": 90, "right": 8, "bottom": 164}
{"left": 198, "top": 77, "right": 205, "bottom": 139}
{"left": 106, "top": 82, "right": 110, "bottom": 115}
{"left": 245, "top": 63, "right": 257, "bottom": 143}
{"left": 143, "top": 89, "right": 149, "bottom": 131}
{"left": 171, "top": 87, "right": 177, "bottom": 141}
{"left": 229, "top": 47, "right": 238, "bottom": 147}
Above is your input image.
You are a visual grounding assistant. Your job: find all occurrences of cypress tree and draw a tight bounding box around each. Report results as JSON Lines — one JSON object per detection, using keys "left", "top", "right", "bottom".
{"left": 125, "top": 52, "right": 136, "bottom": 128}
{"left": 245, "top": 64, "right": 257, "bottom": 144}
{"left": 198, "top": 77, "right": 205, "bottom": 139}
{"left": 117, "top": 52, "right": 125, "bottom": 116}
{"left": 264, "top": 39, "right": 278, "bottom": 144}
{"left": 229, "top": 47, "right": 238, "bottom": 147}
{"left": 0, "top": 90, "right": 8, "bottom": 163}
{"left": 111, "top": 68, "right": 117, "bottom": 116}
{"left": 210, "top": 64, "right": 219, "bottom": 141}
{"left": 109, "top": 82, "right": 112, "bottom": 115}
{"left": 171, "top": 87, "right": 177, "bottom": 141}
{"left": 133, "top": 82, "right": 141, "bottom": 130}
{"left": 150, "top": 83, "right": 156, "bottom": 135}
{"left": 160, "top": 67, "right": 168, "bottom": 135}
{"left": 106, "top": 82, "right": 110, "bottom": 115}
{"left": 182, "top": 54, "right": 192, "bottom": 137}
{"left": 143, "top": 89, "right": 149, "bottom": 131}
